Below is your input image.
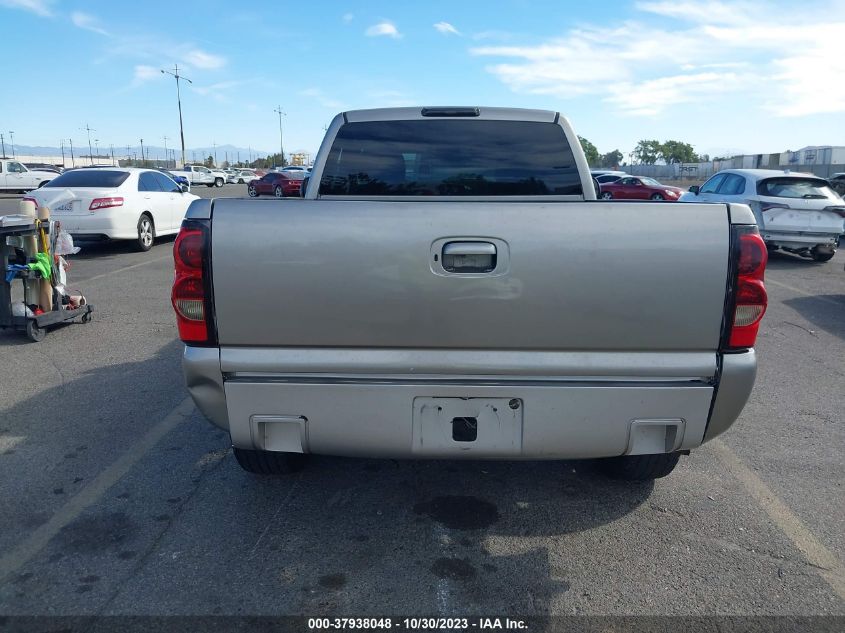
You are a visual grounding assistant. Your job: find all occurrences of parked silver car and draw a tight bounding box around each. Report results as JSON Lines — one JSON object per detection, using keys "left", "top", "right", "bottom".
{"left": 680, "top": 169, "right": 845, "bottom": 261}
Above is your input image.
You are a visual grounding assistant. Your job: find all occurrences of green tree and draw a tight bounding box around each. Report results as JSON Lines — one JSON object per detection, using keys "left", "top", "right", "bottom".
{"left": 204, "top": 155, "right": 214, "bottom": 167}
{"left": 633, "top": 139, "right": 662, "bottom": 165}
{"left": 659, "top": 140, "right": 698, "bottom": 164}
{"left": 600, "top": 149, "right": 623, "bottom": 169}
{"left": 578, "top": 136, "right": 600, "bottom": 166}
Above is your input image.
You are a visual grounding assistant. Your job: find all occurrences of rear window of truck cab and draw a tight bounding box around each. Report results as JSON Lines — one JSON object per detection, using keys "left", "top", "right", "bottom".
{"left": 319, "top": 119, "right": 583, "bottom": 196}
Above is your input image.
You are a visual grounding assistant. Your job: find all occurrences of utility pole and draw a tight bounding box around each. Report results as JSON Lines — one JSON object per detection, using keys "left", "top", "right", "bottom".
{"left": 94, "top": 139, "right": 99, "bottom": 162}
{"left": 8, "top": 131, "right": 14, "bottom": 158}
{"left": 163, "top": 135, "right": 169, "bottom": 168}
{"left": 60, "top": 140, "right": 66, "bottom": 167}
{"left": 161, "top": 64, "right": 192, "bottom": 167}
{"left": 126, "top": 145, "right": 131, "bottom": 166}
{"left": 213, "top": 141, "right": 217, "bottom": 167}
{"left": 69, "top": 138, "right": 75, "bottom": 167}
{"left": 273, "top": 105, "right": 286, "bottom": 167}
{"left": 110, "top": 144, "right": 115, "bottom": 166}
{"left": 140, "top": 138, "right": 145, "bottom": 166}
{"left": 0, "top": 133, "right": 5, "bottom": 158}
{"left": 81, "top": 123, "right": 95, "bottom": 165}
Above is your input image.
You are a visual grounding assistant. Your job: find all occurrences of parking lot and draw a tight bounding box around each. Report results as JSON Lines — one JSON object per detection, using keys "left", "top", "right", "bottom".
{"left": 0, "top": 186, "right": 843, "bottom": 620}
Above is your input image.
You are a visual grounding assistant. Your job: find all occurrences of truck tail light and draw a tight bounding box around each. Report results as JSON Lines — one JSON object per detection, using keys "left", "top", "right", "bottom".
{"left": 171, "top": 220, "right": 216, "bottom": 345}
{"left": 89, "top": 197, "right": 124, "bottom": 210}
{"left": 724, "top": 225, "right": 767, "bottom": 350}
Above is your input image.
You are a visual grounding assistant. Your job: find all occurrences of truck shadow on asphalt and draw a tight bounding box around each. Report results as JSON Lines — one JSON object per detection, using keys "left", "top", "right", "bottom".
{"left": 782, "top": 295, "right": 845, "bottom": 340}
{"left": 0, "top": 336, "right": 654, "bottom": 615}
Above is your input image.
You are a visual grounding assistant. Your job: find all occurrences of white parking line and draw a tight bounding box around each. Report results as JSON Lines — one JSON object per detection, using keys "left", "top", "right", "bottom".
{"left": 77, "top": 254, "right": 171, "bottom": 284}
{"left": 712, "top": 439, "right": 845, "bottom": 601}
{"left": 0, "top": 396, "right": 195, "bottom": 585}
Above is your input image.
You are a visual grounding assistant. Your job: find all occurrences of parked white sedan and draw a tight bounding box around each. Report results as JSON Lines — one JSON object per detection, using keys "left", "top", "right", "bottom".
{"left": 27, "top": 167, "right": 199, "bottom": 252}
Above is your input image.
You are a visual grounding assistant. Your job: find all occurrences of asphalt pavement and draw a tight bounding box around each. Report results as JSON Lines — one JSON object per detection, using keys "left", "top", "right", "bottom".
{"left": 0, "top": 187, "right": 843, "bottom": 621}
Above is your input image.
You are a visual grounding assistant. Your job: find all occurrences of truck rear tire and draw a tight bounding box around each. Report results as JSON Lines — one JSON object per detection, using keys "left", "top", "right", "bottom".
{"left": 597, "top": 452, "right": 681, "bottom": 481}
{"left": 811, "top": 247, "right": 835, "bottom": 262}
{"left": 233, "top": 447, "right": 307, "bottom": 475}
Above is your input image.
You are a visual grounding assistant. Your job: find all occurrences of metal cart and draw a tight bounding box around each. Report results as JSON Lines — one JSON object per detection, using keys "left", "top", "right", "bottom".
{"left": 1, "top": 222, "right": 93, "bottom": 342}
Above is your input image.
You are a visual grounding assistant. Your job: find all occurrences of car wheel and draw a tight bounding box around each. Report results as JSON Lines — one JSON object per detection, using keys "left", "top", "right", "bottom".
{"left": 135, "top": 214, "right": 155, "bottom": 252}
{"left": 233, "top": 447, "right": 307, "bottom": 475}
{"left": 811, "top": 246, "right": 835, "bottom": 262}
{"left": 597, "top": 452, "right": 681, "bottom": 481}
{"left": 37, "top": 180, "right": 50, "bottom": 188}
{"left": 248, "top": 185, "right": 258, "bottom": 197}
{"left": 274, "top": 185, "right": 284, "bottom": 198}
{"left": 206, "top": 183, "right": 214, "bottom": 188}
{"left": 214, "top": 177, "right": 224, "bottom": 187}
{"left": 650, "top": 193, "right": 665, "bottom": 200}
{"left": 601, "top": 192, "right": 613, "bottom": 200}
{"left": 26, "top": 320, "right": 46, "bottom": 343}
{"left": 237, "top": 178, "right": 244, "bottom": 184}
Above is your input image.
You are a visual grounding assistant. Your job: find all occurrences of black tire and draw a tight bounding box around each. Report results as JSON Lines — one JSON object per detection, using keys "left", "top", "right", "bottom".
{"left": 601, "top": 191, "right": 613, "bottom": 200}
{"left": 274, "top": 185, "right": 284, "bottom": 198}
{"left": 650, "top": 193, "right": 665, "bottom": 200}
{"left": 135, "top": 214, "right": 155, "bottom": 252}
{"left": 811, "top": 247, "right": 835, "bottom": 262}
{"left": 214, "top": 177, "right": 224, "bottom": 188}
{"left": 233, "top": 447, "right": 307, "bottom": 475}
{"left": 237, "top": 178, "right": 244, "bottom": 184}
{"left": 82, "top": 311, "right": 92, "bottom": 324}
{"left": 248, "top": 185, "right": 258, "bottom": 197}
{"left": 598, "top": 452, "right": 682, "bottom": 481}
{"left": 206, "top": 183, "right": 214, "bottom": 187}
{"left": 26, "top": 320, "right": 45, "bottom": 342}
{"left": 37, "top": 180, "right": 50, "bottom": 188}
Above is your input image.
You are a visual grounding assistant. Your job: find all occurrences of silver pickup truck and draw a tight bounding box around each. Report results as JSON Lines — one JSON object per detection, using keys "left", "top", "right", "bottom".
{"left": 172, "top": 106, "right": 768, "bottom": 481}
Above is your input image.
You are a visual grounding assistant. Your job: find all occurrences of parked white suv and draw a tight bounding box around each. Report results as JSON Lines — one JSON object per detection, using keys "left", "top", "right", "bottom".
{"left": 171, "top": 165, "right": 227, "bottom": 188}
{"left": 680, "top": 169, "right": 845, "bottom": 261}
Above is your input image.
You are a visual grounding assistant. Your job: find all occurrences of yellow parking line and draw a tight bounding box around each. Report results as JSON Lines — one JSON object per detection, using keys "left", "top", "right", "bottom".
{"left": 711, "top": 439, "right": 845, "bottom": 601}
{"left": 766, "top": 278, "right": 843, "bottom": 307}
{"left": 0, "top": 397, "right": 194, "bottom": 584}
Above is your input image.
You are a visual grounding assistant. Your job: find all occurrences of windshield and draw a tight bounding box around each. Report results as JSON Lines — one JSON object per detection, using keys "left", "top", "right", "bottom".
{"left": 43, "top": 170, "right": 130, "bottom": 188}
{"left": 757, "top": 177, "right": 838, "bottom": 199}
{"left": 319, "top": 119, "right": 582, "bottom": 196}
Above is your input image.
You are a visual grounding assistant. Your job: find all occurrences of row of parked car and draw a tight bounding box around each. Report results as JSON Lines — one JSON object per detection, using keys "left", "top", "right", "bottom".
{"left": 592, "top": 169, "right": 845, "bottom": 262}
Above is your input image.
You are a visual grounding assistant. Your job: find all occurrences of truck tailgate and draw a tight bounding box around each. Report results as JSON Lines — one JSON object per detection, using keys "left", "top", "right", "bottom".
{"left": 210, "top": 199, "right": 729, "bottom": 351}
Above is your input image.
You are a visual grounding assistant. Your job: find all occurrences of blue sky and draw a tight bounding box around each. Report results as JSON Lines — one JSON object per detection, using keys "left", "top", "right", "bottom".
{"left": 1, "top": 0, "right": 844, "bottom": 160}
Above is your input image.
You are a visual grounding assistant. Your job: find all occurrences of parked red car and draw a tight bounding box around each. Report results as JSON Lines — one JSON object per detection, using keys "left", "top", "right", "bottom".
{"left": 247, "top": 171, "right": 304, "bottom": 197}
{"left": 599, "top": 176, "right": 684, "bottom": 201}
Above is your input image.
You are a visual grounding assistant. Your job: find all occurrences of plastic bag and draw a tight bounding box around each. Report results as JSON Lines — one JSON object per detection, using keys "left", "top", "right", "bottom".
{"left": 55, "top": 230, "right": 80, "bottom": 255}
{"left": 11, "top": 303, "right": 34, "bottom": 318}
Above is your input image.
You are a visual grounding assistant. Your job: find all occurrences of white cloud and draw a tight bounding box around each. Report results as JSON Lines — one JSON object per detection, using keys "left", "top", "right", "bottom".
{"left": 184, "top": 49, "right": 226, "bottom": 69}
{"left": 365, "top": 21, "right": 401, "bottom": 39}
{"left": 300, "top": 88, "right": 346, "bottom": 110}
{"left": 71, "top": 11, "right": 109, "bottom": 36}
{"left": 131, "top": 65, "right": 163, "bottom": 87}
{"left": 433, "top": 21, "right": 460, "bottom": 36}
{"left": 470, "top": 2, "right": 845, "bottom": 118}
{"left": 0, "top": 0, "right": 53, "bottom": 17}
{"left": 342, "top": 13, "right": 353, "bottom": 23}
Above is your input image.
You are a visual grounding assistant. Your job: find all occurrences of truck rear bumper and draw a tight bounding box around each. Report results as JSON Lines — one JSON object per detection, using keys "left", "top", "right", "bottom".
{"left": 183, "top": 348, "right": 757, "bottom": 460}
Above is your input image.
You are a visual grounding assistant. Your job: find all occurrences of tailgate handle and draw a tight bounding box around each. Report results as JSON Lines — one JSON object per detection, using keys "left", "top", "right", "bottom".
{"left": 442, "top": 241, "right": 497, "bottom": 273}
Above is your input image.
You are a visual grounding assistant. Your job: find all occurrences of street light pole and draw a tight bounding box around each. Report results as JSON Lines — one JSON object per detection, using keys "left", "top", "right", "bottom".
{"left": 0, "top": 134, "right": 5, "bottom": 158}
{"left": 163, "top": 135, "right": 169, "bottom": 168}
{"left": 69, "top": 138, "right": 75, "bottom": 167}
{"left": 161, "top": 64, "right": 192, "bottom": 167}
{"left": 81, "top": 124, "right": 96, "bottom": 165}
{"left": 110, "top": 144, "right": 115, "bottom": 166}
{"left": 273, "top": 105, "right": 286, "bottom": 167}
{"left": 8, "top": 131, "right": 14, "bottom": 158}
{"left": 140, "top": 138, "right": 145, "bottom": 166}
{"left": 60, "top": 140, "right": 66, "bottom": 167}
{"left": 94, "top": 139, "right": 99, "bottom": 162}
{"left": 213, "top": 141, "right": 217, "bottom": 167}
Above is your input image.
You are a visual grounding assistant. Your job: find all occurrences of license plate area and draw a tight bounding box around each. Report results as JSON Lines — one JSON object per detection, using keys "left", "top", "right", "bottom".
{"left": 412, "top": 397, "right": 523, "bottom": 456}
